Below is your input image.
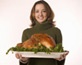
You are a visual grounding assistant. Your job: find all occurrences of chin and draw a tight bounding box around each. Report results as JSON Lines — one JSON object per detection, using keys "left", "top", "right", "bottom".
{"left": 37, "top": 20, "right": 46, "bottom": 23}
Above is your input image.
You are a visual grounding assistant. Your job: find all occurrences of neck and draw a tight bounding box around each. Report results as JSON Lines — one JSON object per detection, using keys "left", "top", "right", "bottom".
{"left": 32, "top": 21, "right": 53, "bottom": 31}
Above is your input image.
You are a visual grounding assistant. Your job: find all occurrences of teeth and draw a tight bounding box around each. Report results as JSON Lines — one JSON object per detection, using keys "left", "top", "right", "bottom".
{"left": 38, "top": 17, "right": 43, "bottom": 20}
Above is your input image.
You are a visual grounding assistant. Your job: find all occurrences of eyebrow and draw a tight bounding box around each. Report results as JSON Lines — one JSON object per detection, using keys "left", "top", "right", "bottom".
{"left": 35, "top": 8, "right": 46, "bottom": 11}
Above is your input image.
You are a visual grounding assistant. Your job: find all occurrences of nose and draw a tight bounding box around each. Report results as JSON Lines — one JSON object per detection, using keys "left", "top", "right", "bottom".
{"left": 39, "top": 12, "right": 43, "bottom": 16}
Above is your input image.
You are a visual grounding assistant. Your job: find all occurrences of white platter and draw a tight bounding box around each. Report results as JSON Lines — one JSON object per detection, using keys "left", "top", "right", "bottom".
{"left": 13, "top": 51, "right": 68, "bottom": 58}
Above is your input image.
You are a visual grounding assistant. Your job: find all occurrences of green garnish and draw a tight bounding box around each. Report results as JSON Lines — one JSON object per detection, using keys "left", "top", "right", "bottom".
{"left": 6, "top": 43, "right": 64, "bottom": 54}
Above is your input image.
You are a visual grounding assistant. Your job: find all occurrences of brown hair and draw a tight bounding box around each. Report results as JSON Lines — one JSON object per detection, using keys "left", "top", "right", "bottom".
{"left": 30, "top": 0, "right": 55, "bottom": 27}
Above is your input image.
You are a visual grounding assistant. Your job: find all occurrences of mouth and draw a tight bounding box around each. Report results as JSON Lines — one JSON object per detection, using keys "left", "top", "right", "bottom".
{"left": 38, "top": 17, "right": 44, "bottom": 20}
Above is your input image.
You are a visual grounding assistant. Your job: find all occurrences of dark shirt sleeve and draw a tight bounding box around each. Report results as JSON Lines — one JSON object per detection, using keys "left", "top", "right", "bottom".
{"left": 55, "top": 28, "right": 65, "bottom": 65}
{"left": 57, "top": 59, "right": 65, "bottom": 65}
{"left": 22, "top": 29, "right": 29, "bottom": 42}
{"left": 20, "top": 62, "right": 28, "bottom": 65}
{"left": 55, "top": 28, "right": 62, "bottom": 44}
{"left": 19, "top": 30, "right": 28, "bottom": 65}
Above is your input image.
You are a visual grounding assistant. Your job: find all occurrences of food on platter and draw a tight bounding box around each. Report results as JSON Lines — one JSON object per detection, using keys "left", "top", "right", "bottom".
{"left": 17, "top": 33, "right": 56, "bottom": 49}
{"left": 6, "top": 33, "right": 64, "bottom": 55}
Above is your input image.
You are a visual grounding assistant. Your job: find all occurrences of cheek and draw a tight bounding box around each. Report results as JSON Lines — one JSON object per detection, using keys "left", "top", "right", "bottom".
{"left": 44, "top": 13, "right": 47, "bottom": 18}
{"left": 44, "top": 15, "right": 47, "bottom": 19}
{"left": 34, "top": 14, "right": 38, "bottom": 18}
{"left": 34, "top": 15, "right": 37, "bottom": 20}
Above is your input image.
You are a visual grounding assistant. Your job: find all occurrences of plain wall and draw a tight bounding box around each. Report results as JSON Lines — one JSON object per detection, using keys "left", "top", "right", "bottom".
{"left": 0, "top": 0, "right": 82, "bottom": 65}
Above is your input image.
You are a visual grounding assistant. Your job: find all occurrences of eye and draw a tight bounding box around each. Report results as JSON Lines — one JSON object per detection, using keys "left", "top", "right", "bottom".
{"left": 35, "top": 10, "right": 39, "bottom": 13}
{"left": 42, "top": 10, "right": 46, "bottom": 12}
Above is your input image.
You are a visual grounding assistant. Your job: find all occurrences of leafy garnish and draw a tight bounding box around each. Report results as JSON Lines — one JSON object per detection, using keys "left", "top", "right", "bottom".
{"left": 6, "top": 43, "right": 64, "bottom": 54}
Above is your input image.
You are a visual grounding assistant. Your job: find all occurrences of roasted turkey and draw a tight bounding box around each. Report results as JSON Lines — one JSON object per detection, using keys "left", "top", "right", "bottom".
{"left": 16, "top": 33, "right": 56, "bottom": 49}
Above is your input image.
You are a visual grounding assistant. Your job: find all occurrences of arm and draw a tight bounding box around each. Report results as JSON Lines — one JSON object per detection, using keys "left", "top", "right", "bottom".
{"left": 22, "top": 29, "right": 29, "bottom": 42}
{"left": 19, "top": 29, "right": 29, "bottom": 65}
{"left": 57, "top": 59, "right": 65, "bottom": 65}
{"left": 20, "top": 62, "right": 27, "bottom": 65}
{"left": 15, "top": 53, "right": 29, "bottom": 65}
{"left": 55, "top": 28, "right": 65, "bottom": 65}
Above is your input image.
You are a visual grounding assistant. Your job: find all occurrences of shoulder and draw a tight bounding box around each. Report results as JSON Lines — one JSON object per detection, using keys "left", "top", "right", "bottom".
{"left": 22, "top": 28, "right": 32, "bottom": 34}
{"left": 51, "top": 27, "right": 62, "bottom": 34}
{"left": 52, "top": 26, "right": 61, "bottom": 32}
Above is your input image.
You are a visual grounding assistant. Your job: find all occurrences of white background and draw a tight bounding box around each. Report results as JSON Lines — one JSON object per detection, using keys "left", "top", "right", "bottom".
{"left": 0, "top": 0, "right": 82, "bottom": 65}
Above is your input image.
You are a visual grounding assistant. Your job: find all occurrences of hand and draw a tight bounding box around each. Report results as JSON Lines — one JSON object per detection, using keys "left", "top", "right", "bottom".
{"left": 15, "top": 53, "right": 28, "bottom": 62}
{"left": 55, "top": 51, "right": 69, "bottom": 61}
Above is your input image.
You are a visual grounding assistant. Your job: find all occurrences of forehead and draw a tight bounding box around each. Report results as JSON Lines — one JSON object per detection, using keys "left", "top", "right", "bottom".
{"left": 35, "top": 4, "right": 46, "bottom": 10}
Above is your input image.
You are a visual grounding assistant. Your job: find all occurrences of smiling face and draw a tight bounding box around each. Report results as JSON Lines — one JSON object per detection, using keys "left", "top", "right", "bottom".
{"left": 34, "top": 4, "right": 47, "bottom": 23}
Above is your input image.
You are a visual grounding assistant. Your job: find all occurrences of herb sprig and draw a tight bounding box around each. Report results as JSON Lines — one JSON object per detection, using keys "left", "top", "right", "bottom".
{"left": 6, "top": 43, "right": 64, "bottom": 54}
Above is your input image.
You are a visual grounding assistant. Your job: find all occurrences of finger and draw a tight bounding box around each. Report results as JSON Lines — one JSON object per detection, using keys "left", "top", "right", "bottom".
{"left": 20, "top": 57, "right": 28, "bottom": 61}
{"left": 15, "top": 53, "right": 22, "bottom": 59}
{"left": 15, "top": 53, "right": 20, "bottom": 59}
{"left": 64, "top": 51, "right": 69, "bottom": 56}
{"left": 62, "top": 54, "right": 66, "bottom": 58}
{"left": 59, "top": 54, "right": 65, "bottom": 60}
{"left": 56, "top": 55, "right": 63, "bottom": 61}
{"left": 19, "top": 54, "right": 22, "bottom": 59}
